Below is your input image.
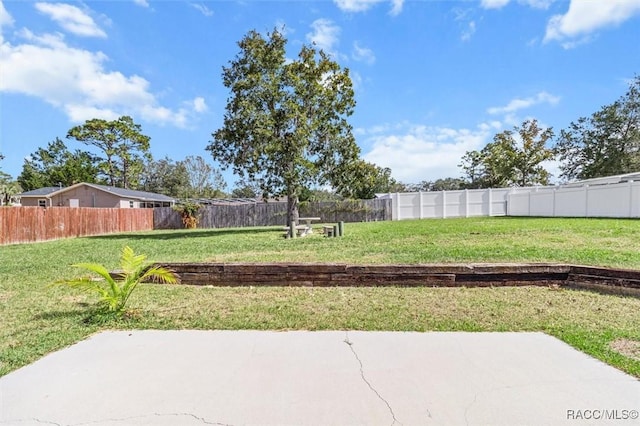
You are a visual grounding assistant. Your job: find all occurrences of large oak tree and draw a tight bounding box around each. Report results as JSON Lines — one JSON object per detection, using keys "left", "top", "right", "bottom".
{"left": 208, "top": 29, "right": 360, "bottom": 226}
{"left": 18, "top": 138, "right": 101, "bottom": 191}
{"left": 461, "top": 119, "right": 554, "bottom": 188}
{"left": 555, "top": 76, "right": 640, "bottom": 180}
{"left": 67, "top": 116, "right": 151, "bottom": 189}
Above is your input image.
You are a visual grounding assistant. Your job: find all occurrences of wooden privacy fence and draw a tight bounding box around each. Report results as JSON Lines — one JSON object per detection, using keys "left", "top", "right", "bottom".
{"left": 154, "top": 199, "right": 392, "bottom": 229}
{"left": 0, "top": 207, "right": 154, "bottom": 245}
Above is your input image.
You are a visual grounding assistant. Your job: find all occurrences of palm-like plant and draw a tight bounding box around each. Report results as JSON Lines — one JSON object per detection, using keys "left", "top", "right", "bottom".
{"left": 54, "top": 246, "right": 178, "bottom": 315}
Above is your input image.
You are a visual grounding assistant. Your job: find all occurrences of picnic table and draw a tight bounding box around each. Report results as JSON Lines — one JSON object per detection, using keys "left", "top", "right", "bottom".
{"left": 297, "top": 217, "right": 322, "bottom": 235}
{"left": 282, "top": 217, "right": 322, "bottom": 238}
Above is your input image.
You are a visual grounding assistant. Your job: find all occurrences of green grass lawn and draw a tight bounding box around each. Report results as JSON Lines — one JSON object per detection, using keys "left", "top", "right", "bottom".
{"left": 1, "top": 217, "right": 640, "bottom": 378}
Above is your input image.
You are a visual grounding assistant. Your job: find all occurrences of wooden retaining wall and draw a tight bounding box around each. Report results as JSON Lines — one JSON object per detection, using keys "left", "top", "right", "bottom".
{"left": 148, "top": 263, "right": 640, "bottom": 296}
{"left": 0, "top": 207, "right": 154, "bottom": 245}
{"left": 154, "top": 199, "right": 392, "bottom": 230}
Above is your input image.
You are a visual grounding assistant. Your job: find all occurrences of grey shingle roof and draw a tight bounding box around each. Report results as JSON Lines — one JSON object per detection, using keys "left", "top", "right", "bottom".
{"left": 19, "top": 183, "right": 174, "bottom": 202}
{"left": 18, "top": 187, "right": 61, "bottom": 196}
{"left": 89, "top": 184, "right": 175, "bottom": 202}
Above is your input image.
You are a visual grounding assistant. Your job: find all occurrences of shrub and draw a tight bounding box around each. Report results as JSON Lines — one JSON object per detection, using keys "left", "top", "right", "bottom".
{"left": 173, "top": 202, "right": 202, "bottom": 229}
{"left": 53, "top": 246, "right": 178, "bottom": 315}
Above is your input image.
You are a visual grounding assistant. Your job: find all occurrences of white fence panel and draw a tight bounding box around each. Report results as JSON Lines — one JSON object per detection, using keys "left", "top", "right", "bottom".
{"left": 422, "top": 192, "right": 443, "bottom": 218}
{"left": 507, "top": 192, "right": 530, "bottom": 216}
{"left": 587, "top": 183, "right": 630, "bottom": 217}
{"left": 530, "top": 191, "right": 555, "bottom": 216}
{"left": 554, "top": 187, "right": 586, "bottom": 217}
{"left": 445, "top": 190, "right": 465, "bottom": 218}
{"left": 491, "top": 189, "right": 510, "bottom": 216}
{"left": 396, "top": 192, "right": 421, "bottom": 221}
{"left": 386, "top": 181, "right": 640, "bottom": 220}
{"left": 632, "top": 182, "right": 640, "bottom": 217}
{"left": 505, "top": 181, "right": 640, "bottom": 218}
{"left": 388, "top": 187, "right": 515, "bottom": 220}
{"left": 466, "top": 190, "right": 485, "bottom": 216}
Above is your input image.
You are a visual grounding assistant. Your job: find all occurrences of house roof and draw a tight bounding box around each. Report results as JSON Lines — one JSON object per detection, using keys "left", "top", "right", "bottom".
{"left": 18, "top": 187, "right": 61, "bottom": 196}
{"left": 19, "top": 183, "right": 175, "bottom": 202}
{"left": 562, "top": 172, "right": 640, "bottom": 187}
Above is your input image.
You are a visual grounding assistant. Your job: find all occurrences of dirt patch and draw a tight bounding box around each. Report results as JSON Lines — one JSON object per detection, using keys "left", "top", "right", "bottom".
{"left": 610, "top": 339, "right": 640, "bottom": 361}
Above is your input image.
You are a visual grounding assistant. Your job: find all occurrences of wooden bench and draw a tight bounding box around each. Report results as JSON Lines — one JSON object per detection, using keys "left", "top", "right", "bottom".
{"left": 282, "top": 225, "right": 310, "bottom": 238}
{"left": 323, "top": 225, "right": 336, "bottom": 237}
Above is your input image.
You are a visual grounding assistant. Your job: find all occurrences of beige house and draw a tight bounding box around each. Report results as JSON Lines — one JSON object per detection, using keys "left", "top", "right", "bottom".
{"left": 18, "top": 183, "right": 175, "bottom": 208}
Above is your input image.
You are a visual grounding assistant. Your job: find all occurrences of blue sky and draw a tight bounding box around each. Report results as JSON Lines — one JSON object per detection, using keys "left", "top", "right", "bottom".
{"left": 1, "top": 0, "right": 639, "bottom": 187}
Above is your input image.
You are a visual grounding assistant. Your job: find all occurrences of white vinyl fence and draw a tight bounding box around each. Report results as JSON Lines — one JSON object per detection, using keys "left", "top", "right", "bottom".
{"left": 384, "top": 188, "right": 516, "bottom": 220}
{"left": 383, "top": 180, "right": 640, "bottom": 220}
{"left": 508, "top": 180, "right": 640, "bottom": 218}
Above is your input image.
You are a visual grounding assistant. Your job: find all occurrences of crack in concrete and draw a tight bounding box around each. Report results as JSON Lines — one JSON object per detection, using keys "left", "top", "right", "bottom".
{"left": 464, "top": 392, "right": 479, "bottom": 426}
{"left": 151, "top": 412, "right": 232, "bottom": 425}
{"left": 1, "top": 420, "right": 63, "bottom": 426}
{"left": 344, "top": 331, "right": 401, "bottom": 426}
{"left": 18, "top": 413, "right": 233, "bottom": 426}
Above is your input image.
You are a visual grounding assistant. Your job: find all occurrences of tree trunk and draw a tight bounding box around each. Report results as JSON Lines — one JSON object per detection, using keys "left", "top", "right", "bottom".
{"left": 287, "top": 192, "right": 299, "bottom": 229}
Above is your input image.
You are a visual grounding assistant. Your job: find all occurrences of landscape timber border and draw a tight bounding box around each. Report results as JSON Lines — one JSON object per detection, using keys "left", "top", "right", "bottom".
{"left": 144, "top": 263, "right": 640, "bottom": 297}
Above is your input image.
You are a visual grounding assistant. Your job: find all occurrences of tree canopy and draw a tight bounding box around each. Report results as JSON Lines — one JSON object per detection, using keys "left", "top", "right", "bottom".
{"left": 17, "top": 138, "right": 101, "bottom": 191}
{"left": 0, "top": 154, "right": 21, "bottom": 205}
{"left": 140, "top": 157, "right": 189, "bottom": 197}
{"left": 208, "top": 28, "right": 359, "bottom": 226}
{"left": 183, "top": 155, "right": 227, "bottom": 199}
{"left": 555, "top": 76, "right": 640, "bottom": 181}
{"left": 461, "top": 119, "right": 554, "bottom": 188}
{"left": 333, "top": 160, "right": 400, "bottom": 199}
{"left": 67, "top": 116, "right": 151, "bottom": 189}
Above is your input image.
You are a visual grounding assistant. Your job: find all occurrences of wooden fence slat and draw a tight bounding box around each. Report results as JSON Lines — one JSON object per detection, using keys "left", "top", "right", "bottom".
{"left": 153, "top": 199, "right": 391, "bottom": 230}
{"left": 0, "top": 207, "right": 153, "bottom": 245}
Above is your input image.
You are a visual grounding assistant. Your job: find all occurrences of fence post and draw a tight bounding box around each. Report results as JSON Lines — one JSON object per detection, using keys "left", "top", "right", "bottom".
{"left": 394, "top": 192, "right": 401, "bottom": 220}
{"left": 419, "top": 191, "right": 424, "bottom": 219}
{"left": 465, "top": 189, "right": 469, "bottom": 218}
{"left": 629, "top": 180, "right": 634, "bottom": 217}
{"left": 488, "top": 188, "right": 492, "bottom": 216}
{"left": 584, "top": 185, "right": 589, "bottom": 217}
{"left": 442, "top": 191, "right": 447, "bottom": 219}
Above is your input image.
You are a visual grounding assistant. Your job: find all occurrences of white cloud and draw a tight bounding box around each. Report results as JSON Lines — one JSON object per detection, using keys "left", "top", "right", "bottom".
{"left": 481, "top": 0, "right": 554, "bottom": 9}
{"left": 333, "top": 0, "right": 404, "bottom": 15}
{"left": 191, "top": 3, "right": 214, "bottom": 17}
{"left": 35, "top": 2, "right": 106, "bottom": 38}
{"left": 389, "top": 0, "right": 404, "bottom": 16}
{"left": 362, "top": 123, "right": 497, "bottom": 183}
{"left": 192, "top": 97, "right": 208, "bottom": 113}
{"left": 0, "top": 0, "right": 13, "bottom": 44}
{"left": 480, "top": 0, "right": 510, "bottom": 9}
{"left": 487, "top": 91, "right": 560, "bottom": 115}
{"left": 453, "top": 8, "right": 477, "bottom": 42}
{"left": 544, "top": 0, "right": 640, "bottom": 46}
{"left": 461, "top": 21, "right": 476, "bottom": 41}
{"left": 352, "top": 42, "right": 375, "bottom": 64}
{"left": 133, "top": 0, "right": 149, "bottom": 7}
{"left": 0, "top": 29, "right": 203, "bottom": 127}
{"left": 65, "top": 104, "right": 119, "bottom": 122}
{"left": 0, "top": 0, "right": 13, "bottom": 28}
{"left": 306, "top": 19, "right": 340, "bottom": 55}
{"left": 523, "top": 0, "right": 554, "bottom": 9}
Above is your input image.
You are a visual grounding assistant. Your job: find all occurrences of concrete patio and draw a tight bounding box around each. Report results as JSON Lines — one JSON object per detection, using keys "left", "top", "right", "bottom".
{"left": 1, "top": 331, "right": 639, "bottom": 425}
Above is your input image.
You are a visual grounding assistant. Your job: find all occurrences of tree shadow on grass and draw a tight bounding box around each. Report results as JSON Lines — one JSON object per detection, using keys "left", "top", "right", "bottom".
{"left": 85, "top": 226, "right": 282, "bottom": 241}
{"left": 34, "top": 307, "right": 87, "bottom": 321}
{"left": 33, "top": 304, "right": 121, "bottom": 326}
